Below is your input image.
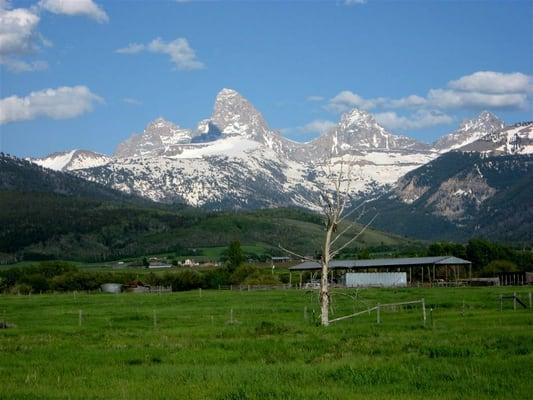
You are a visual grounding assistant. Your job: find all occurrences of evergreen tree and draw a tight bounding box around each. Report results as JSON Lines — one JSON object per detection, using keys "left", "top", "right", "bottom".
{"left": 225, "top": 241, "right": 244, "bottom": 272}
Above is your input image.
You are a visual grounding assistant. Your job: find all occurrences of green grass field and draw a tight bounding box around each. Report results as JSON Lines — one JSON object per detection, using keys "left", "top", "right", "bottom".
{"left": 1, "top": 287, "right": 532, "bottom": 399}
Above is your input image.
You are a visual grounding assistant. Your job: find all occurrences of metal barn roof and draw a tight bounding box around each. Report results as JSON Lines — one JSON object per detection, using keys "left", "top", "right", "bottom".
{"left": 289, "top": 256, "right": 471, "bottom": 271}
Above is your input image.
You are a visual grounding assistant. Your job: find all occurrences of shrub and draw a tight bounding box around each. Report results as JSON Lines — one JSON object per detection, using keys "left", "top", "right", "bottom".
{"left": 168, "top": 270, "right": 204, "bottom": 291}
{"left": 230, "top": 265, "right": 258, "bottom": 284}
{"left": 482, "top": 260, "right": 518, "bottom": 276}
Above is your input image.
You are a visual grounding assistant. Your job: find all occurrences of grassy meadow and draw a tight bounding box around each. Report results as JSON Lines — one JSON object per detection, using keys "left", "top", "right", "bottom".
{"left": 0, "top": 287, "right": 532, "bottom": 399}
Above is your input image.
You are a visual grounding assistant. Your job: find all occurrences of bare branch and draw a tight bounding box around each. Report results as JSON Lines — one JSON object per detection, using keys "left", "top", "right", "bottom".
{"left": 330, "top": 219, "right": 360, "bottom": 246}
{"left": 277, "top": 244, "right": 315, "bottom": 262}
{"left": 330, "top": 213, "right": 379, "bottom": 258}
{"left": 337, "top": 198, "right": 371, "bottom": 225}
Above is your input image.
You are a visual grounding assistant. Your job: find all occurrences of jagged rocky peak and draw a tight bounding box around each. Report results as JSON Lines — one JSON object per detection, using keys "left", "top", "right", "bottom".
{"left": 210, "top": 88, "right": 271, "bottom": 140}
{"left": 311, "top": 108, "right": 430, "bottom": 156}
{"left": 115, "top": 117, "right": 192, "bottom": 158}
{"left": 459, "top": 110, "right": 504, "bottom": 132}
{"left": 433, "top": 111, "right": 505, "bottom": 153}
{"left": 338, "top": 108, "right": 379, "bottom": 131}
{"left": 143, "top": 117, "right": 192, "bottom": 144}
{"left": 460, "top": 121, "right": 533, "bottom": 155}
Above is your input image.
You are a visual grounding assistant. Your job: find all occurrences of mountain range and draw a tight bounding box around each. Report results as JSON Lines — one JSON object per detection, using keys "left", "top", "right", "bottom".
{"left": 20, "top": 88, "right": 533, "bottom": 242}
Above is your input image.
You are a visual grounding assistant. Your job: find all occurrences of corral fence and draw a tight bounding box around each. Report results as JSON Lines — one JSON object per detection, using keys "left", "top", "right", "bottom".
{"left": 329, "top": 298, "right": 427, "bottom": 325}
{"left": 218, "top": 284, "right": 292, "bottom": 291}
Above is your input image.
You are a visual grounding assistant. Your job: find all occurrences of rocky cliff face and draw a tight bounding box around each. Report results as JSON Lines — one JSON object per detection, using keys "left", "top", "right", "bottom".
{"left": 432, "top": 111, "right": 505, "bottom": 153}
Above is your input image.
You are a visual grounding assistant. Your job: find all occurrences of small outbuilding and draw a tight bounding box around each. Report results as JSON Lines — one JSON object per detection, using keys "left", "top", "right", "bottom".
{"left": 101, "top": 283, "right": 123, "bottom": 293}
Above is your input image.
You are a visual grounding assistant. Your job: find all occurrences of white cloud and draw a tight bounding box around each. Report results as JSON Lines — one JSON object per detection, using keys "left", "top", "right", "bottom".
{"left": 448, "top": 71, "right": 533, "bottom": 94}
{"left": 427, "top": 89, "right": 528, "bottom": 110}
{"left": 123, "top": 97, "right": 142, "bottom": 106}
{"left": 300, "top": 119, "right": 336, "bottom": 134}
{"left": 116, "top": 43, "right": 144, "bottom": 54}
{"left": 116, "top": 37, "right": 204, "bottom": 70}
{"left": 0, "top": 85, "right": 103, "bottom": 124}
{"left": 306, "top": 95, "right": 324, "bottom": 102}
{"left": 38, "top": 0, "right": 109, "bottom": 23}
{"left": 388, "top": 94, "right": 427, "bottom": 108}
{"left": 0, "top": 5, "right": 41, "bottom": 55}
{"left": 326, "top": 71, "right": 532, "bottom": 115}
{"left": 345, "top": 0, "right": 367, "bottom": 5}
{"left": 281, "top": 119, "right": 336, "bottom": 138}
{"left": 326, "top": 90, "right": 385, "bottom": 112}
{"left": 0, "top": 57, "right": 47, "bottom": 72}
{"left": 374, "top": 110, "right": 453, "bottom": 131}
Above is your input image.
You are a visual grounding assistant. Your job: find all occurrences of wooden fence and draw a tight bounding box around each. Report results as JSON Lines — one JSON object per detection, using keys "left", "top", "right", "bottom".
{"left": 329, "top": 299, "right": 427, "bottom": 325}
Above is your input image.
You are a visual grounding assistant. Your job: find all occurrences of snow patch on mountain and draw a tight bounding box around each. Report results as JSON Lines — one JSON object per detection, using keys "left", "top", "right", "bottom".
{"left": 433, "top": 111, "right": 505, "bottom": 153}
{"left": 31, "top": 150, "right": 111, "bottom": 172}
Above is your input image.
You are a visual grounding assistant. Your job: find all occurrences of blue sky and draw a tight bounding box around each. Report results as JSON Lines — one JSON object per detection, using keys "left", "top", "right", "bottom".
{"left": 1, "top": 0, "right": 532, "bottom": 157}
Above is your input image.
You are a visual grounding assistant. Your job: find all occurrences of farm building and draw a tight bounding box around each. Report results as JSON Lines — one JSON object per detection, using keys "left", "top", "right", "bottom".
{"left": 289, "top": 256, "right": 472, "bottom": 287}
{"left": 148, "top": 261, "right": 172, "bottom": 269}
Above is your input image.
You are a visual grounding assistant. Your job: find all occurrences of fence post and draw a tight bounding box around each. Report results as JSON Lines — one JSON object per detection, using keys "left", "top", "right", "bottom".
{"left": 500, "top": 295, "right": 503, "bottom": 312}
{"left": 529, "top": 292, "right": 532, "bottom": 309}
{"left": 421, "top": 299, "right": 426, "bottom": 327}
{"left": 199, "top": 288, "right": 202, "bottom": 298}
{"left": 78, "top": 309, "right": 83, "bottom": 327}
{"left": 230, "top": 308, "right": 234, "bottom": 324}
{"left": 304, "top": 306, "right": 308, "bottom": 321}
{"left": 513, "top": 292, "right": 517, "bottom": 311}
{"left": 376, "top": 303, "right": 381, "bottom": 324}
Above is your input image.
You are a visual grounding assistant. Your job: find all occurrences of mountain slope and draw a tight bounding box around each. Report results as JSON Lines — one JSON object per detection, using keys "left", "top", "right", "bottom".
{"left": 0, "top": 153, "right": 143, "bottom": 203}
{"left": 31, "top": 149, "right": 112, "bottom": 172}
{"left": 0, "top": 190, "right": 409, "bottom": 262}
{"left": 366, "top": 150, "right": 533, "bottom": 243}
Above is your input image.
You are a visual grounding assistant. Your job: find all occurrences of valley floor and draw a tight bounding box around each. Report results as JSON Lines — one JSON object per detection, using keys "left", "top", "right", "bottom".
{"left": 0, "top": 287, "right": 532, "bottom": 399}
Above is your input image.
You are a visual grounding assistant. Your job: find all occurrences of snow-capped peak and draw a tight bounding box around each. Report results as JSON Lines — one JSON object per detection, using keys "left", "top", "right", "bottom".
{"left": 433, "top": 111, "right": 505, "bottom": 153}
{"left": 310, "top": 108, "right": 430, "bottom": 156}
{"left": 115, "top": 117, "right": 193, "bottom": 158}
{"left": 339, "top": 108, "right": 377, "bottom": 130}
{"left": 460, "top": 121, "right": 533, "bottom": 155}
{"left": 210, "top": 88, "right": 271, "bottom": 141}
{"left": 31, "top": 149, "right": 111, "bottom": 172}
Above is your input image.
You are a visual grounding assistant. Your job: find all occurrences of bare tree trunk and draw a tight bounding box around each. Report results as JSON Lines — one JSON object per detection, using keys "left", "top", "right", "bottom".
{"left": 320, "top": 226, "right": 333, "bottom": 326}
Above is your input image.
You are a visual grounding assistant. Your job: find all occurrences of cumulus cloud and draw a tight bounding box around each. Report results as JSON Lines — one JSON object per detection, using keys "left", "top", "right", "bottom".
{"left": 326, "top": 71, "right": 532, "bottom": 115}
{"left": 388, "top": 94, "right": 427, "bottom": 108}
{"left": 299, "top": 119, "right": 336, "bottom": 134}
{"left": 1, "top": 0, "right": 108, "bottom": 73}
{"left": 0, "top": 85, "right": 103, "bottom": 124}
{"left": 116, "top": 37, "right": 205, "bottom": 70}
{"left": 115, "top": 43, "right": 144, "bottom": 54}
{"left": 375, "top": 110, "right": 453, "bottom": 131}
{"left": 38, "top": 0, "right": 109, "bottom": 23}
{"left": 448, "top": 71, "right": 533, "bottom": 94}
{"left": 427, "top": 89, "right": 528, "bottom": 110}
{"left": 326, "top": 90, "right": 385, "bottom": 112}
{"left": 0, "top": 5, "right": 40, "bottom": 55}
{"left": 281, "top": 119, "right": 336, "bottom": 138}
{"left": 306, "top": 95, "right": 324, "bottom": 102}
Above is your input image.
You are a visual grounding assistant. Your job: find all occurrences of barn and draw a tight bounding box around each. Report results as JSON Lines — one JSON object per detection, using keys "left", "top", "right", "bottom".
{"left": 288, "top": 256, "right": 472, "bottom": 287}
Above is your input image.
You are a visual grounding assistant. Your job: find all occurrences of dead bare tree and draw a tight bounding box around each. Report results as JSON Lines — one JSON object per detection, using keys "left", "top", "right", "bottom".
{"left": 281, "top": 156, "right": 377, "bottom": 326}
